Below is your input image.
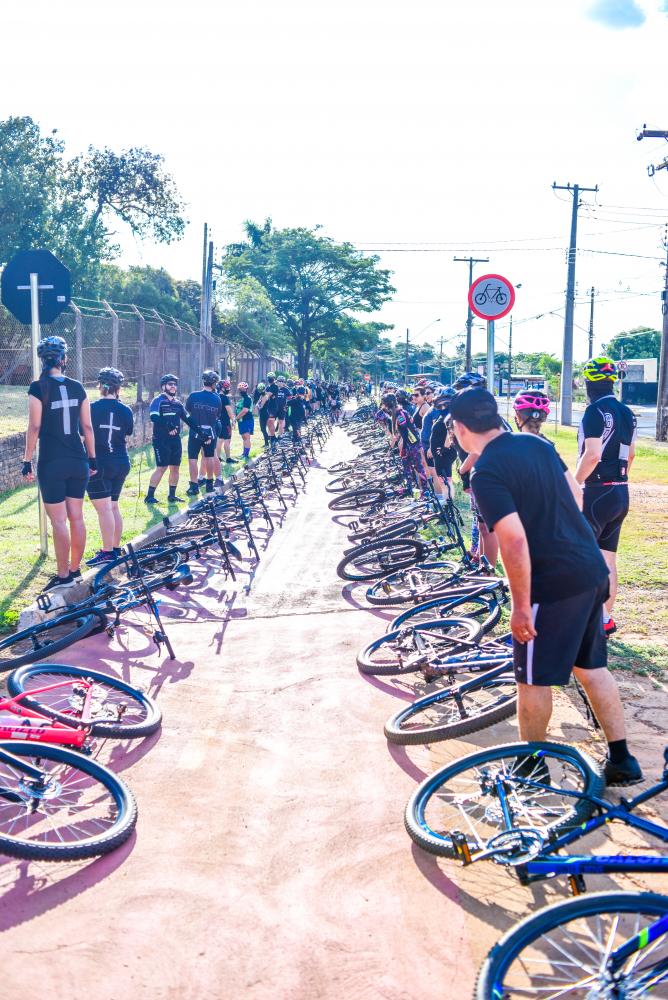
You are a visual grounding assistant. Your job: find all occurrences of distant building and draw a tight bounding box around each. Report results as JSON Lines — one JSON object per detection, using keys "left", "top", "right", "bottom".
{"left": 620, "top": 358, "right": 658, "bottom": 406}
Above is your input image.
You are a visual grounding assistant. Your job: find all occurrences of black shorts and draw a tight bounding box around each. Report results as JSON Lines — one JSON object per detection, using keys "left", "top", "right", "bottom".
{"left": 424, "top": 452, "right": 434, "bottom": 469}
{"left": 513, "top": 580, "right": 609, "bottom": 687}
{"left": 583, "top": 484, "right": 629, "bottom": 553}
{"left": 87, "top": 458, "right": 130, "bottom": 502}
{"left": 218, "top": 422, "right": 232, "bottom": 442}
{"left": 265, "top": 400, "right": 279, "bottom": 419}
{"left": 37, "top": 457, "right": 89, "bottom": 504}
{"left": 153, "top": 436, "right": 182, "bottom": 468}
{"left": 187, "top": 431, "right": 216, "bottom": 460}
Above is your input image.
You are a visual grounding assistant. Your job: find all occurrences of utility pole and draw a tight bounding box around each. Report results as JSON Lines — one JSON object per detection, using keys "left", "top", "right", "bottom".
{"left": 505, "top": 315, "right": 513, "bottom": 420}
{"left": 636, "top": 125, "right": 668, "bottom": 176}
{"left": 404, "top": 328, "right": 410, "bottom": 383}
{"left": 657, "top": 239, "right": 668, "bottom": 441}
{"left": 552, "top": 181, "right": 598, "bottom": 425}
{"left": 454, "top": 256, "right": 489, "bottom": 370}
{"left": 588, "top": 287, "right": 595, "bottom": 359}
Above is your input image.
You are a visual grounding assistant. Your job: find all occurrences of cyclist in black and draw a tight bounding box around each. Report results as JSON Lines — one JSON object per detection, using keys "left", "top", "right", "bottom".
{"left": 261, "top": 372, "right": 279, "bottom": 448}
{"left": 575, "top": 357, "right": 636, "bottom": 637}
{"left": 86, "top": 367, "right": 134, "bottom": 567}
{"left": 185, "top": 370, "right": 222, "bottom": 496}
{"left": 215, "top": 377, "right": 236, "bottom": 474}
{"left": 275, "top": 375, "right": 290, "bottom": 434}
{"left": 145, "top": 374, "right": 199, "bottom": 505}
{"left": 449, "top": 387, "right": 642, "bottom": 787}
{"left": 288, "top": 386, "right": 307, "bottom": 440}
{"left": 253, "top": 381, "right": 269, "bottom": 446}
{"left": 428, "top": 387, "right": 458, "bottom": 493}
{"left": 22, "top": 336, "right": 97, "bottom": 592}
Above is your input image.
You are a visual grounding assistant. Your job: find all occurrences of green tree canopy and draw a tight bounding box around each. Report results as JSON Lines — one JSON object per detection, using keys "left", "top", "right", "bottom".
{"left": 602, "top": 327, "right": 661, "bottom": 359}
{"left": 97, "top": 265, "right": 199, "bottom": 326}
{"left": 225, "top": 220, "right": 395, "bottom": 376}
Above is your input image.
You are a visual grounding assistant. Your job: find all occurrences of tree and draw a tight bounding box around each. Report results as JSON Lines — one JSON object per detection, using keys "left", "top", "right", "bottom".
{"left": 225, "top": 220, "right": 395, "bottom": 376}
{"left": 98, "top": 264, "right": 199, "bottom": 326}
{"left": 602, "top": 327, "right": 661, "bottom": 360}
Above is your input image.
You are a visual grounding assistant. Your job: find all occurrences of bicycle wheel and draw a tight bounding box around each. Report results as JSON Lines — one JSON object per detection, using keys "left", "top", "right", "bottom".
{"left": 357, "top": 618, "right": 482, "bottom": 675}
{"left": 389, "top": 593, "right": 497, "bottom": 631}
{"left": 0, "top": 611, "right": 106, "bottom": 671}
{"left": 405, "top": 741, "right": 602, "bottom": 858}
{"left": 328, "top": 487, "right": 388, "bottom": 512}
{"left": 337, "top": 538, "right": 427, "bottom": 582}
{"left": 365, "top": 561, "right": 461, "bottom": 605}
{"left": 92, "top": 547, "right": 184, "bottom": 592}
{"left": 476, "top": 891, "right": 668, "bottom": 1000}
{"left": 347, "top": 518, "right": 419, "bottom": 544}
{"left": 7, "top": 664, "right": 162, "bottom": 739}
{"left": 0, "top": 741, "right": 137, "bottom": 860}
{"left": 384, "top": 665, "right": 516, "bottom": 744}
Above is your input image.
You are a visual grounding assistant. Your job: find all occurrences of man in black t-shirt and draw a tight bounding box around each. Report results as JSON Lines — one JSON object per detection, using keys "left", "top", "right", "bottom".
{"left": 184, "top": 371, "right": 222, "bottom": 495}
{"left": 449, "top": 388, "right": 642, "bottom": 787}
{"left": 575, "top": 357, "right": 636, "bottom": 638}
{"left": 145, "top": 374, "right": 199, "bottom": 505}
{"left": 275, "top": 375, "right": 290, "bottom": 434}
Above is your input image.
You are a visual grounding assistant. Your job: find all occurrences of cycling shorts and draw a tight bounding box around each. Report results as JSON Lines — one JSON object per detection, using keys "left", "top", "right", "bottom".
{"left": 153, "top": 436, "right": 182, "bottom": 468}
{"left": 218, "top": 422, "right": 232, "bottom": 442}
{"left": 582, "top": 484, "right": 629, "bottom": 553}
{"left": 87, "top": 457, "right": 130, "bottom": 502}
{"left": 187, "top": 430, "right": 216, "bottom": 460}
{"left": 265, "top": 399, "right": 279, "bottom": 419}
{"left": 238, "top": 417, "right": 254, "bottom": 435}
{"left": 513, "top": 579, "right": 609, "bottom": 687}
{"left": 37, "top": 457, "right": 89, "bottom": 504}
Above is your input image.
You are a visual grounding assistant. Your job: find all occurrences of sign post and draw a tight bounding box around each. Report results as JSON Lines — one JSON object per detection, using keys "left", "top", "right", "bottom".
{"left": 468, "top": 274, "right": 516, "bottom": 393}
{"left": 1, "top": 250, "right": 72, "bottom": 558}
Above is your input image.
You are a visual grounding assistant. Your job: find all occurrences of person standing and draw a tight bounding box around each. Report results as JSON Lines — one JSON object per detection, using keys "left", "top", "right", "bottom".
{"left": 428, "top": 388, "right": 458, "bottom": 495}
{"left": 381, "top": 392, "right": 428, "bottom": 491}
{"left": 215, "top": 377, "right": 237, "bottom": 473}
{"left": 253, "top": 381, "right": 269, "bottom": 446}
{"left": 185, "top": 370, "right": 222, "bottom": 497}
{"left": 235, "top": 382, "right": 254, "bottom": 459}
{"left": 145, "top": 374, "right": 198, "bottom": 505}
{"left": 575, "top": 357, "right": 636, "bottom": 637}
{"left": 22, "top": 336, "right": 97, "bottom": 592}
{"left": 262, "top": 373, "right": 279, "bottom": 447}
{"left": 288, "top": 386, "right": 307, "bottom": 440}
{"left": 86, "top": 367, "right": 134, "bottom": 566}
{"left": 275, "top": 375, "right": 290, "bottom": 435}
{"left": 449, "top": 387, "right": 642, "bottom": 786}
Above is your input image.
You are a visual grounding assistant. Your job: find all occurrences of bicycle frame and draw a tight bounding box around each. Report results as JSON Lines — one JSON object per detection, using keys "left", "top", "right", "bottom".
{"left": 0, "top": 680, "right": 94, "bottom": 748}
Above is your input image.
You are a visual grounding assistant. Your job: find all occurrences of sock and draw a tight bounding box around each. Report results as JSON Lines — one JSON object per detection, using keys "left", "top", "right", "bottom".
{"left": 243, "top": 447, "right": 250, "bottom": 458}
{"left": 189, "top": 480, "right": 199, "bottom": 490}
{"left": 602, "top": 610, "right": 611, "bottom": 624}
{"left": 608, "top": 738, "right": 629, "bottom": 764}
{"left": 205, "top": 478, "right": 214, "bottom": 492}
{"left": 168, "top": 485, "right": 178, "bottom": 499}
{"left": 147, "top": 485, "right": 156, "bottom": 499}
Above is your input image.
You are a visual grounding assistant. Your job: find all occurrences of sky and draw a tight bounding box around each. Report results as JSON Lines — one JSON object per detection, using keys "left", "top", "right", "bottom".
{"left": 2, "top": 0, "right": 668, "bottom": 363}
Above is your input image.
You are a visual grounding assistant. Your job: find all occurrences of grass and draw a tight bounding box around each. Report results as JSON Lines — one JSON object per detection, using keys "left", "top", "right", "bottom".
{"left": 0, "top": 425, "right": 270, "bottom": 633}
{"left": 0, "top": 384, "right": 140, "bottom": 437}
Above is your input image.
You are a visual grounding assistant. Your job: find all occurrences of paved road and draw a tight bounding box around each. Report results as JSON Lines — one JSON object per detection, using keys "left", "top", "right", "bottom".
{"left": 0, "top": 427, "right": 664, "bottom": 998}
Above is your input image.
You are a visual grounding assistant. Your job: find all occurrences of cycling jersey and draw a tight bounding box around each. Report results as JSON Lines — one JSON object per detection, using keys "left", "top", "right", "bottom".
{"left": 149, "top": 393, "right": 193, "bottom": 440}
{"left": 394, "top": 407, "right": 421, "bottom": 448}
{"left": 185, "top": 389, "right": 222, "bottom": 440}
{"left": 28, "top": 375, "right": 87, "bottom": 462}
{"left": 578, "top": 395, "right": 636, "bottom": 485}
{"left": 91, "top": 398, "right": 134, "bottom": 457}
{"left": 218, "top": 392, "right": 233, "bottom": 430}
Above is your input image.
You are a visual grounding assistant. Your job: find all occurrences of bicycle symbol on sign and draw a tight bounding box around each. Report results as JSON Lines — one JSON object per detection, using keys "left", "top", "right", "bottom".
{"left": 473, "top": 284, "right": 508, "bottom": 308}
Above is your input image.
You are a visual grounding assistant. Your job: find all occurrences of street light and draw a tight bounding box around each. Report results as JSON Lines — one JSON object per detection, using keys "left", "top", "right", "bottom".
{"left": 405, "top": 317, "right": 440, "bottom": 382}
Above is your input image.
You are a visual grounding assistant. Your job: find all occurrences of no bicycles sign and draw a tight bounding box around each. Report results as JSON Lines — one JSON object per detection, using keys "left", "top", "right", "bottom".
{"left": 468, "top": 273, "right": 515, "bottom": 321}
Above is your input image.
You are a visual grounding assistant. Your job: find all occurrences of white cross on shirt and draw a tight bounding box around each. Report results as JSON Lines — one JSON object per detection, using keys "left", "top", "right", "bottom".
{"left": 99, "top": 414, "right": 122, "bottom": 452}
{"left": 51, "top": 385, "right": 79, "bottom": 434}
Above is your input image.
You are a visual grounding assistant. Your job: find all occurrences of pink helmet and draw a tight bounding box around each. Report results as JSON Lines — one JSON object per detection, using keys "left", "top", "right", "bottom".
{"left": 513, "top": 390, "right": 550, "bottom": 414}
{"left": 237, "top": 381, "right": 249, "bottom": 392}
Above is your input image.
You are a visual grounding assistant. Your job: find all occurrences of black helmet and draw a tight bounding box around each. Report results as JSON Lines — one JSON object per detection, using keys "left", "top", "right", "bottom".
{"left": 97, "top": 367, "right": 124, "bottom": 389}
{"left": 453, "top": 371, "right": 486, "bottom": 391}
{"left": 202, "top": 369, "right": 218, "bottom": 386}
{"left": 433, "top": 386, "right": 457, "bottom": 408}
{"left": 37, "top": 336, "right": 67, "bottom": 367}
{"left": 161, "top": 373, "right": 179, "bottom": 386}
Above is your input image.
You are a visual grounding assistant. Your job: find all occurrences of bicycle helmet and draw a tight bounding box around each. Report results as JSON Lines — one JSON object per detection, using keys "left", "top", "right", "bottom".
{"left": 582, "top": 356, "right": 618, "bottom": 382}
{"left": 161, "top": 373, "right": 179, "bottom": 386}
{"left": 97, "top": 367, "right": 125, "bottom": 389}
{"left": 396, "top": 389, "right": 411, "bottom": 405}
{"left": 433, "top": 386, "right": 457, "bottom": 408}
{"left": 513, "top": 390, "right": 550, "bottom": 414}
{"left": 453, "top": 371, "right": 486, "bottom": 391}
{"left": 296, "top": 386, "right": 305, "bottom": 395}
{"left": 256, "top": 381, "right": 266, "bottom": 392}
{"left": 266, "top": 371, "right": 276, "bottom": 380}
{"left": 237, "top": 381, "right": 249, "bottom": 391}
{"left": 202, "top": 369, "right": 218, "bottom": 386}
{"left": 218, "top": 377, "right": 231, "bottom": 390}
{"left": 37, "top": 335, "right": 67, "bottom": 367}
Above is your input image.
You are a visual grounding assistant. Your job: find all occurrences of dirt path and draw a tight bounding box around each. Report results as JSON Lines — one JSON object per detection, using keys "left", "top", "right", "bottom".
{"left": 1, "top": 427, "right": 666, "bottom": 999}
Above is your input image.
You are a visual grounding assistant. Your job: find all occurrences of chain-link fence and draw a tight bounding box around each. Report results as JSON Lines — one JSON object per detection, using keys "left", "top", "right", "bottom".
{"left": 0, "top": 298, "right": 293, "bottom": 441}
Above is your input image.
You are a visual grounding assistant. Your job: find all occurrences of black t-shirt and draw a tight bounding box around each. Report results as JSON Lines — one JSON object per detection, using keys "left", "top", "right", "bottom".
{"left": 429, "top": 416, "right": 457, "bottom": 468}
{"left": 290, "top": 397, "right": 306, "bottom": 423}
{"left": 276, "top": 386, "right": 290, "bottom": 412}
{"left": 91, "top": 398, "right": 134, "bottom": 458}
{"left": 149, "top": 393, "right": 190, "bottom": 440}
{"left": 218, "top": 392, "right": 232, "bottom": 428}
{"left": 28, "top": 375, "right": 87, "bottom": 462}
{"left": 578, "top": 395, "right": 636, "bottom": 485}
{"left": 186, "top": 389, "right": 222, "bottom": 436}
{"left": 471, "top": 432, "right": 608, "bottom": 602}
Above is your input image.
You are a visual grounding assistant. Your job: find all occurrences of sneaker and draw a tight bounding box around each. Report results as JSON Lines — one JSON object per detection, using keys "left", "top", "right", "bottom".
{"left": 603, "top": 617, "right": 617, "bottom": 638}
{"left": 226, "top": 458, "right": 238, "bottom": 464}
{"left": 113, "top": 547, "right": 123, "bottom": 558}
{"left": 70, "top": 568, "right": 83, "bottom": 582}
{"left": 85, "top": 550, "right": 115, "bottom": 567}
{"left": 604, "top": 754, "right": 643, "bottom": 787}
{"left": 186, "top": 485, "right": 200, "bottom": 497}
{"left": 144, "top": 495, "right": 159, "bottom": 505}
{"left": 168, "top": 494, "right": 184, "bottom": 504}
{"left": 42, "top": 573, "right": 74, "bottom": 594}
{"left": 197, "top": 478, "right": 206, "bottom": 486}
{"left": 214, "top": 479, "right": 224, "bottom": 489}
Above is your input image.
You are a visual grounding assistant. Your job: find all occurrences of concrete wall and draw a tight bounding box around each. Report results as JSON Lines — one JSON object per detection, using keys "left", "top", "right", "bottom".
{"left": 0, "top": 401, "right": 153, "bottom": 494}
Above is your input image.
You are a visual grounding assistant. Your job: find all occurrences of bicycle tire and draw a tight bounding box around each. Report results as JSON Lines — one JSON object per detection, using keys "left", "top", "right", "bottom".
{"left": 365, "top": 561, "right": 461, "bottom": 605}
{"left": 0, "top": 611, "right": 106, "bottom": 671}
{"left": 337, "top": 538, "right": 427, "bottom": 582}
{"left": 0, "top": 740, "right": 137, "bottom": 860}
{"left": 7, "top": 663, "right": 162, "bottom": 739}
{"left": 405, "top": 741, "right": 602, "bottom": 858}
{"left": 384, "top": 668, "right": 516, "bottom": 744}
{"left": 357, "top": 618, "right": 483, "bottom": 675}
{"left": 476, "top": 891, "right": 668, "bottom": 1000}
{"left": 389, "top": 594, "right": 496, "bottom": 631}
{"left": 328, "top": 488, "right": 387, "bottom": 512}
{"left": 347, "top": 518, "right": 419, "bottom": 544}
{"left": 92, "top": 547, "right": 184, "bottom": 592}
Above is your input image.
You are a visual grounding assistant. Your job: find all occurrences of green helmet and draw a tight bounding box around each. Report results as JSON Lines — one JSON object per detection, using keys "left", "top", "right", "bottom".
{"left": 582, "top": 356, "right": 617, "bottom": 382}
{"left": 257, "top": 382, "right": 266, "bottom": 392}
